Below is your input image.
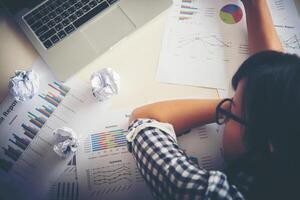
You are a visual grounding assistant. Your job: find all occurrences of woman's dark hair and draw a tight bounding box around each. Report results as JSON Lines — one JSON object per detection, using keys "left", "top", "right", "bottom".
{"left": 227, "top": 51, "right": 300, "bottom": 199}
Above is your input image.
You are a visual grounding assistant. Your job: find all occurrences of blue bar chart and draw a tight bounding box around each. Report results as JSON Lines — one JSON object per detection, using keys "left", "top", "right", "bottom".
{"left": 9, "top": 134, "right": 30, "bottom": 150}
{"left": 22, "top": 124, "right": 38, "bottom": 139}
{"left": 2, "top": 145, "right": 22, "bottom": 161}
{"left": 0, "top": 158, "right": 13, "bottom": 172}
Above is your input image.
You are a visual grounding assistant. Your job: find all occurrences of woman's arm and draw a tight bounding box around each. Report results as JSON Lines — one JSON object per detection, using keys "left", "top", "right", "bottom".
{"left": 130, "top": 1, "right": 282, "bottom": 134}
{"left": 130, "top": 99, "right": 221, "bottom": 134}
{"left": 242, "top": 0, "right": 283, "bottom": 54}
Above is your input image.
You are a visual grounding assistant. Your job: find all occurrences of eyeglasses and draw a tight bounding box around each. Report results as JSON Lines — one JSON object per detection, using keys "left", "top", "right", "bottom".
{"left": 216, "top": 98, "right": 246, "bottom": 125}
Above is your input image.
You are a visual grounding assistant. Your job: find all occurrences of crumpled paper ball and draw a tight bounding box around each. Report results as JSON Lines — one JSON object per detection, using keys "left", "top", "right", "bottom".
{"left": 53, "top": 127, "right": 78, "bottom": 158}
{"left": 9, "top": 70, "right": 40, "bottom": 102}
{"left": 90, "top": 68, "right": 120, "bottom": 101}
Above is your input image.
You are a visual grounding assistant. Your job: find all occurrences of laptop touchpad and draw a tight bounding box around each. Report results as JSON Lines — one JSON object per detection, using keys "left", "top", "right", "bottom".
{"left": 82, "top": 6, "right": 135, "bottom": 54}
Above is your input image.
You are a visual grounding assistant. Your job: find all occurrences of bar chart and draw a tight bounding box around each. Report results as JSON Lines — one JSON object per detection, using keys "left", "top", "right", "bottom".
{"left": 90, "top": 129, "right": 127, "bottom": 152}
{"left": 82, "top": 128, "right": 128, "bottom": 158}
{"left": 0, "top": 158, "right": 13, "bottom": 172}
{"left": 9, "top": 134, "right": 30, "bottom": 150}
{"left": 48, "top": 182, "right": 79, "bottom": 200}
{"left": 2, "top": 145, "right": 22, "bottom": 162}
{"left": 28, "top": 112, "right": 47, "bottom": 128}
{"left": 0, "top": 80, "right": 85, "bottom": 182}
{"left": 46, "top": 155, "right": 79, "bottom": 200}
{"left": 22, "top": 124, "right": 38, "bottom": 139}
{"left": 39, "top": 82, "right": 70, "bottom": 107}
{"left": 36, "top": 105, "right": 54, "bottom": 118}
{"left": 178, "top": 0, "right": 200, "bottom": 21}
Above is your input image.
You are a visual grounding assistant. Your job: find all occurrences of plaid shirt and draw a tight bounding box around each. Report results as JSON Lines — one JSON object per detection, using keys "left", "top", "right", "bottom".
{"left": 127, "top": 119, "right": 245, "bottom": 200}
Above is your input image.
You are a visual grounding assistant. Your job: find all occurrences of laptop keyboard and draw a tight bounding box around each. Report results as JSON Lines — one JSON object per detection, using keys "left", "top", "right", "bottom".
{"left": 23, "top": 0, "right": 119, "bottom": 49}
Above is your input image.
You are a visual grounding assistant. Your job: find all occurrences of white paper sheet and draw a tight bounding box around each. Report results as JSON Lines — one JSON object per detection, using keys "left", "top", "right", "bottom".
{"left": 267, "top": 0, "right": 300, "bottom": 55}
{"left": 157, "top": 0, "right": 300, "bottom": 89}
{"left": 157, "top": 0, "right": 248, "bottom": 89}
{"left": 45, "top": 155, "right": 79, "bottom": 200}
{"left": 268, "top": 0, "right": 300, "bottom": 26}
{"left": 217, "top": 89, "right": 229, "bottom": 99}
{"left": 75, "top": 110, "right": 153, "bottom": 200}
{"left": 177, "top": 123, "right": 225, "bottom": 170}
{"left": 0, "top": 59, "right": 90, "bottom": 200}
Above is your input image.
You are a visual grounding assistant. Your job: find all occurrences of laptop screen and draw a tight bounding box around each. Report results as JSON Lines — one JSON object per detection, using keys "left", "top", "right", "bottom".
{"left": 1, "top": 0, "right": 44, "bottom": 15}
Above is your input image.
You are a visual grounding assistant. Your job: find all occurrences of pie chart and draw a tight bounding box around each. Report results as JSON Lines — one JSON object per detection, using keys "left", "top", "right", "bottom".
{"left": 220, "top": 4, "right": 243, "bottom": 24}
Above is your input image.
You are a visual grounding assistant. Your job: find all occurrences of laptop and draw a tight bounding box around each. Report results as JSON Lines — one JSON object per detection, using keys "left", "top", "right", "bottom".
{"left": 1, "top": 0, "right": 172, "bottom": 81}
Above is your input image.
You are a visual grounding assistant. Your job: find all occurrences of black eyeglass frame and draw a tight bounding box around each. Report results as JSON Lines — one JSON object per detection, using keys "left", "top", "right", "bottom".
{"left": 216, "top": 98, "right": 246, "bottom": 125}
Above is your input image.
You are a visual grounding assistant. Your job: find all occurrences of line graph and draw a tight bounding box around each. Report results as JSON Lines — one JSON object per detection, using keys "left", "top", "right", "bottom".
{"left": 84, "top": 161, "right": 147, "bottom": 198}
{"left": 177, "top": 34, "right": 231, "bottom": 49}
{"left": 283, "top": 35, "right": 300, "bottom": 49}
{"left": 173, "top": 33, "right": 233, "bottom": 63}
{"left": 92, "top": 164, "right": 132, "bottom": 186}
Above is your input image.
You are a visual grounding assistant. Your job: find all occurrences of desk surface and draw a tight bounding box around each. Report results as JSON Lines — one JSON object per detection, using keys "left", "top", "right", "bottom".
{"left": 1, "top": 1, "right": 300, "bottom": 105}
{"left": 0, "top": 8, "right": 218, "bottom": 106}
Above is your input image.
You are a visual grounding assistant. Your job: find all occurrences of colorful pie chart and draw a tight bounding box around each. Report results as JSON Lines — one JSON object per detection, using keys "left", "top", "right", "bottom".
{"left": 220, "top": 4, "right": 243, "bottom": 24}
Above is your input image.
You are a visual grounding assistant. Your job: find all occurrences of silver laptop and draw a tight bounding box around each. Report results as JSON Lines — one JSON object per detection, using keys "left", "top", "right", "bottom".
{"left": 1, "top": 0, "right": 172, "bottom": 81}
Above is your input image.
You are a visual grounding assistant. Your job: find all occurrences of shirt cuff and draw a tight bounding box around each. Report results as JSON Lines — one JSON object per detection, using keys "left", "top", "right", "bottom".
{"left": 126, "top": 119, "right": 177, "bottom": 151}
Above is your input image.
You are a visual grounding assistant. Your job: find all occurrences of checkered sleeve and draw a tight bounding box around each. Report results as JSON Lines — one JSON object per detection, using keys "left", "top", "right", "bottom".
{"left": 127, "top": 119, "right": 245, "bottom": 200}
